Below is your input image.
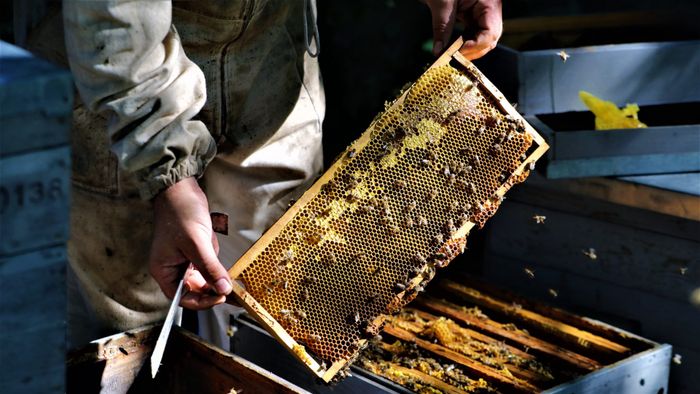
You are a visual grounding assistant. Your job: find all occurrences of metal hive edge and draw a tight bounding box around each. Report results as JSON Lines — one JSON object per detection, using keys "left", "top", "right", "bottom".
{"left": 228, "top": 37, "right": 549, "bottom": 383}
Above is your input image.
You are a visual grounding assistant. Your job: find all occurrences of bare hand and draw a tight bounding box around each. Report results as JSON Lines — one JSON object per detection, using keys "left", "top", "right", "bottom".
{"left": 424, "top": 0, "right": 503, "bottom": 60}
{"left": 149, "top": 177, "right": 232, "bottom": 309}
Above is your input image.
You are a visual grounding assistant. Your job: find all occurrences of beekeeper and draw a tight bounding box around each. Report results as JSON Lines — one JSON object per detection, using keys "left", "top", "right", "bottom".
{"left": 17, "top": 0, "right": 502, "bottom": 349}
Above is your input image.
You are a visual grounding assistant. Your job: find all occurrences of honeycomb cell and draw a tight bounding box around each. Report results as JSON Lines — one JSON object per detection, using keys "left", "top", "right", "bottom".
{"left": 235, "top": 64, "right": 542, "bottom": 374}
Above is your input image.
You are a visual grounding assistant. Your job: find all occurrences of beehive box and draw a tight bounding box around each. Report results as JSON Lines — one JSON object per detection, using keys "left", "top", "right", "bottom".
{"left": 476, "top": 40, "right": 700, "bottom": 116}
{"left": 526, "top": 102, "right": 700, "bottom": 178}
{"left": 0, "top": 41, "right": 72, "bottom": 256}
{"left": 0, "top": 41, "right": 72, "bottom": 394}
{"left": 66, "top": 325, "right": 307, "bottom": 394}
{"left": 228, "top": 38, "right": 549, "bottom": 382}
{"left": 231, "top": 276, "right": 671, "bottom": 394}
{"left": 480, "top": 173, "right": 698, "bottom": 393}
{"left": 475, "top": 39, "right": 700, "bottom": 179}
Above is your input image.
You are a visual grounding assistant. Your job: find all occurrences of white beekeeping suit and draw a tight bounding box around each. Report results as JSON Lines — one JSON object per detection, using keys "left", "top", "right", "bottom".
{"left": 20, "top": 0, "right": 323, "bottom": 350}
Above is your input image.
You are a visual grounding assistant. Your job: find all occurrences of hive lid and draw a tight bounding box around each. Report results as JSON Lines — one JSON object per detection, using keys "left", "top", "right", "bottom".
{"left": 228, "top": 38, "right": 549, "bottom": 382}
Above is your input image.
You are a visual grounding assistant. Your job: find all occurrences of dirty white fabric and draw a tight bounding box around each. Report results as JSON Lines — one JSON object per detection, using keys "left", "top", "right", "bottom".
{"left": 26, "top": 0, "right": 322, "bottom": 348}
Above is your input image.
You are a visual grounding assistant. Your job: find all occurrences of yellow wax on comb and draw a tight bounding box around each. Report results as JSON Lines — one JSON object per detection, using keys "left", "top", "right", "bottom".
{"left": 579, "top": 91, "right": 647, "bottom": 130}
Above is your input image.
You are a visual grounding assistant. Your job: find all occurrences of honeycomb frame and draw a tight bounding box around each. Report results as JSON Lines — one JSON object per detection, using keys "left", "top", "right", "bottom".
{"left": 228, "top": 38, "right": 549, "bottom": 382}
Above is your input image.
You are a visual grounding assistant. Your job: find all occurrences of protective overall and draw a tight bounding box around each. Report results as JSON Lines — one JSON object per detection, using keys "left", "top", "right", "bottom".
{"left": 21, "top": 0, "right": 323, "bottom": 349}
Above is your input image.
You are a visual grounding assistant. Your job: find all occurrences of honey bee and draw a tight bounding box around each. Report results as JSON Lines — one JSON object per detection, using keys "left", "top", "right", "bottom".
{"left": 413, "top": 253, "right": 428, "bottom": 265}
{"left": 305, "top": 231, "right": 322, "bottom": 245}
{"left": 308, "top": 334, "right": 321, "bottom": 343}
{"left": 366, "top": 294, "right": 380, "bottom": 304}
{"left": 405, "top": 200, "right": 417, "bottom": 213}
{"left": 432, "top": 233, "right": 444, "bottom": 246}
{"left": 533, "top": 215, "right": 546, "bottom": 224}
{"left": 347, "top": 148, "right": 356, "bottom": 158}
{"left": 491, "top": 143, "right": 502, "bottom": 156}
{"left": 673, "top": 354, "right": 682, "bottom": 365}
{"left": 459, "top": 147, "right": 474, "bottom": 156}
{"left": 302, "top": 275, "right": 318, "bottom": 285}
{"left": 394, "top": 282, "right": 406, "bottom": 292}
{"left": 426, "top": 189, "right": 438, "bottom": 201}
{"left": 680, "top": 267, "right": 688, "bottom": 275}
{"left": 557, "top": 50, "right": 570, "bottom": 62}
{"left": 280, "top": 249, "right": 295, "bottom": 262}
{"left": 324, "top": 252, "right": 338, "bottom": 266}
{"left": 524, "top": 267, "right": 535, "bottom": 279}
{"left": 582, "top": 248, "right": 598, "bottom": 260}
{"left": 548, "top": 288, "right": 559, "bottom": 298}
{"left": 387, "top": 224, "right": 401, "bottom": 235}
{"left": 346, "top": 191, "right": 360, "bottom": 203}
{"left": 528, "top": 161, "right": 536, "bottom": 171}
{"left": 476, "top": 125, "right": 486, "bottom": 135}
{"left": 447, "top": 173, "right": 457, "bottom": 186}
{"left": 296, "top": 309, "right": 307, "bottom": 319}
{"left": 346, "top": 176, "right": 359, "bottom": 190}
{"left": 417, "top": 216, "right": 428, "bottom": 227}
{"left": 443, "top": 165, "right": 452, "bottom": 177}
{"left": 443, "top": 219, "right": 456, "bottom": 236}
{"left": 347, "top": 311, "right": 360, "bottom": 324}
{"left": 457, "top": 213, "right": 470, "bottom": 227}
{"left": 472, "top": 154, "right": 480, "bottom": 167}
{"left": 393, "top": 179, "right": 407, "bottom": 189}
{"left": 353, "top": 252, "right": 366, "bottom": 262}
{"left": 369, "top": 265, "right": 381, "bottom": 275}
{"left": 403, "top": 217, "right": 415, "bottom": 228}
{"left": 301, "top": 289, "right": 310, "bottom": 301}
{"left": 354, "top": 205, "right": 370, "bottom": 215}
{"left": 432, "top": 253, "right": 448, "bottom": 268}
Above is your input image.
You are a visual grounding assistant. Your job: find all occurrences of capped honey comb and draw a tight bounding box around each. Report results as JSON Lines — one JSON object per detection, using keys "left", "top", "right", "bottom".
{"left": 229, "top": 38, "right": 549, "bottom": 382}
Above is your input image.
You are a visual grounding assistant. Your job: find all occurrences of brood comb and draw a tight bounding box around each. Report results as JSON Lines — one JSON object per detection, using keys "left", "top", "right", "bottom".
{"left": 228, "top": 38, "right": 549, "bottom": 382}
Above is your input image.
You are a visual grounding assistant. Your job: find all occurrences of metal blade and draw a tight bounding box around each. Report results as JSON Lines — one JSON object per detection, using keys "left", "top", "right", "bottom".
{"left": 150, "top": 278, "right": 185, "bottom": 379}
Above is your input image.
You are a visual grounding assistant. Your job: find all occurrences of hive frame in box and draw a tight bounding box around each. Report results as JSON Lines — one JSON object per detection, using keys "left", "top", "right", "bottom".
{"left": 228, "top": 38, "right": 549, "bottom": 382}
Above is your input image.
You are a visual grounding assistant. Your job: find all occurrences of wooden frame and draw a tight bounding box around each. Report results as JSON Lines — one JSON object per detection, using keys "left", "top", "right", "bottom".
{"left": 227, "top": 38, "right": 549, "bottom": 382}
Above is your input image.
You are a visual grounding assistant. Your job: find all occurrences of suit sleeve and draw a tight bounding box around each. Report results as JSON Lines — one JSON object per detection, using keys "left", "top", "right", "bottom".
{"left": 63, "top": 0, "right": 216, "bottom": 199}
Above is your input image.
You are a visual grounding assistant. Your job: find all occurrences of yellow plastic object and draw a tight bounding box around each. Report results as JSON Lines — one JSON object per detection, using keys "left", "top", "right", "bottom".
{"left": 228, "top": 38, "right": 549, "bottom": 382}
{"left": 579, "top": 91, "right": 647, "bottom": 130}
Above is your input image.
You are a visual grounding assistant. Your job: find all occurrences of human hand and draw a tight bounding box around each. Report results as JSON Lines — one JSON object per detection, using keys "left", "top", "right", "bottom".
{"left": 149, "top": 177, "right": 232, "bottom": 309}
{"left": 424, "top": 0, "right": 503, "bottom": 60}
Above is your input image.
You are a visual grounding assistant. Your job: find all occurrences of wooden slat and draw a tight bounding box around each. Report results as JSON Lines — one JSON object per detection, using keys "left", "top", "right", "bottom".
{"left": 385, "top": 319, "right": 552, "bottom": 385}
{"left": 369, "top": 360, "right": 469, "bottom": 394}
{"left": 405, "top": 309, "right": 537, "bottom": 363}
{"left": 415, "top": 297, "right": 602, "bottom": 371}
{"left": 384, "top": 325, "right": 538, "bottom": 393}
{"left": 439, "top": 280, "right": 630, "bottom": 356}
{"left": 451, "top": 275, "right": 654, "bottom": 352}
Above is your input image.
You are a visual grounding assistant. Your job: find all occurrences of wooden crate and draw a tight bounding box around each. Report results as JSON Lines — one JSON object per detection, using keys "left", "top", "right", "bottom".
{"left": 0, "top": 246, "right": 66, "bottom": 394}
{"left": 66, "top": 325, "right": 307, "bottom": 394}
{"left": 0, "top": 40, "right": 72, "bottom": 394}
